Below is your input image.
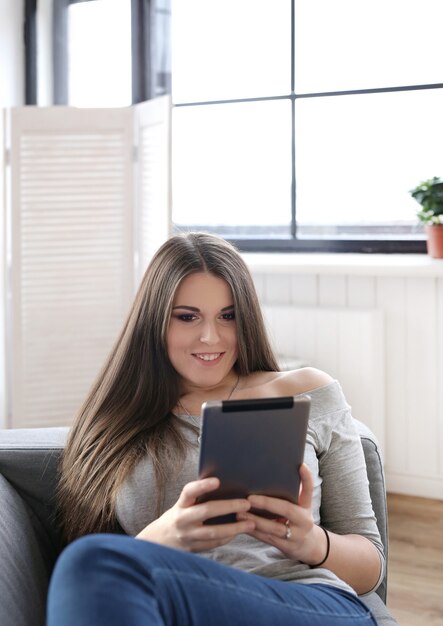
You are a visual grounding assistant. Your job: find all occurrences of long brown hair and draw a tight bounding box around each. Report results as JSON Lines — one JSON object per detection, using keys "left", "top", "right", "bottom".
{"left": 57, "top": 232, "right": 279, "bottom": 543}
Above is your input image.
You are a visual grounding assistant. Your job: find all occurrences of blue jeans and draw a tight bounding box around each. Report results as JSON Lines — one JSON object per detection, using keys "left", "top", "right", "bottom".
{"left": 47, "top": 534, "right": 377, "bottom": 626}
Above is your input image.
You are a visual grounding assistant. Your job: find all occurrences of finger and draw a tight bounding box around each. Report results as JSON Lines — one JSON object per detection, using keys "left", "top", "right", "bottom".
{"left": 177, "top": 477, "right": 220, "bottom": 508}
{"left": 189, "top": 518, "right": 256, "bottom": 543}
{"left": 183, "top": 497, "right": 252, "bottom": 526}
{"left": 297, "top": 463, "right": 314, "bottom": 510}
{"left": 187, "top": 529, "right": 251, "bottom": 553}
{"left": 249, "top": 528, "right": 287, "bottom": 548}
{"left": 246, "top": 494, "right": 291, "bottom": 520}
{"left": 238, "top": 511, "right": 288, "bottom": 539}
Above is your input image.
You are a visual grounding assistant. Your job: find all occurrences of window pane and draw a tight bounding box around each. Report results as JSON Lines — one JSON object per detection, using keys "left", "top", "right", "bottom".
{"left": 68, "top": 0, "right": 131, "bottom": 107}
{"left": 294, "top": 0, "right": 443, "bottom": 93}
{"left": 171, "top": 0, "right": 291, "bottom": 103}
{"left": 172, "top": 100, "right": 292, "bottom": 236}
{"left": 295, "top": 89, "right": 443, "bottom": 238}
{"left": 154, "top": 0, "right": 172, "bottom": 97}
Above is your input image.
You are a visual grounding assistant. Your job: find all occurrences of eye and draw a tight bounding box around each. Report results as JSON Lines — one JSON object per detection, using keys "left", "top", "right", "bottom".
{"left": 221, "top": 311, "right": 235, "bottom": 321}
{"left": 176, "top": 313, "right": 198, "bottom": 322}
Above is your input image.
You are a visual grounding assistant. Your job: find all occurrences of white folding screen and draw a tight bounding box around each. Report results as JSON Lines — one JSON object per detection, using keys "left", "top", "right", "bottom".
{"left": 3, "top": 98, "right": 171, "bottom": 428}
{"left": 0, "top": 112, "right": 6, "bottom": 427}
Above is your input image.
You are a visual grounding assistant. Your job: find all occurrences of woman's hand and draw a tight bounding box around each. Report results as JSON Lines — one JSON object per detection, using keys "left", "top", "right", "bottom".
{"left": 237, "top": 464, "right": 328, "bottom": 565}
{"left": 136, "top": 477, "right": 256, "bottom": 552}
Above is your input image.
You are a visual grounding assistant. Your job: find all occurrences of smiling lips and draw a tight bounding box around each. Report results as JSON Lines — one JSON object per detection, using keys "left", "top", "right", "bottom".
{"left": 193, "top": 352, "right": 223, "bottom": 363}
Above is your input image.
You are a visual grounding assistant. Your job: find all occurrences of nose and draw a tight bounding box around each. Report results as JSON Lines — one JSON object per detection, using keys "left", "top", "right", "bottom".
{"left": 200, "top": 321, "right": 220, "bottom": 345}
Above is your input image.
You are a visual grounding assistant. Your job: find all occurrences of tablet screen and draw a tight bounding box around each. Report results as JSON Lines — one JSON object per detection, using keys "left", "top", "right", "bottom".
{"left": 198, "top": 395, "right": 310, "bottom": 524}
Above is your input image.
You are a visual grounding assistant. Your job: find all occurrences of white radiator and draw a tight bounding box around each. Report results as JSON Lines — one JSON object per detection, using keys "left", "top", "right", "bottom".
{"left": 262, "top": 305, "right": 385, "bottom": 453}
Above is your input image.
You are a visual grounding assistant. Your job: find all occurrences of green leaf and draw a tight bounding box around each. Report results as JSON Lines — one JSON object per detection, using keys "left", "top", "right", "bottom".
{"left": 410, "top": 177, "right": 443, "bottom": 223}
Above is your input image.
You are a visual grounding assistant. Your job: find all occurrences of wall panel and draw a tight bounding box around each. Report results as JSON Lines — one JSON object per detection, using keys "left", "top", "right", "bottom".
{"left": 291, "top": 274, "right": 318, "bottom": 306}
{"left": 347, "top": 276, "right": 376, "bottom": 308}
{"left": 318, "top": 275, "right": 347, "bottom": 307}
{"left": 405, "top": 278, "right": 439, "bottom": 475}
{"left": 376, "top": 277, "right": 408, "bottom": 475}
{"left": 438, "top": 278, "right": 443, "bottom": 477}
{"left": 264, "top": 273, "right": 292, "bottom": 304}
{"left": 262, "top": 305, "right": 384, "bottom": 449}
{"left": 255, "top": 264, "right": 443, "bottom": 500}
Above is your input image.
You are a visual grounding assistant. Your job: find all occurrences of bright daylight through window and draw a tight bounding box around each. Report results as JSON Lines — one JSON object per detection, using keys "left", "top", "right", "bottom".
{"left": 171, "top": 0, "right": 443, "bottom": 252}
{"left": 68, "top": 0, "right": 132, "bottom": 107}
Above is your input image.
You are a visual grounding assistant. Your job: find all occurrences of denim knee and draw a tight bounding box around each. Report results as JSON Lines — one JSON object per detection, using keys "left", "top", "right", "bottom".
{"left": 52, "top": 534, "right": 122, "bottom": 582}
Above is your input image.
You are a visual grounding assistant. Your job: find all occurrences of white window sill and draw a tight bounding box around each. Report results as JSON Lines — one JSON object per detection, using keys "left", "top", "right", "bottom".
{"left": 242, "top": 253, "right": 443, "bottom": 277}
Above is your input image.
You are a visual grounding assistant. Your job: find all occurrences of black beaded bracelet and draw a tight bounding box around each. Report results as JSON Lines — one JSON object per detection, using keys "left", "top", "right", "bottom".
{"left": 309, "top": 527, "right": 330, "bottom": 568}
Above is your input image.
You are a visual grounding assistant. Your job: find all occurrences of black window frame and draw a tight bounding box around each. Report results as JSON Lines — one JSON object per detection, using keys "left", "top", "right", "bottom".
{"left": 39, "top": 0, "right": 169, "bottom": 105}
{"left": 25, "top": 1, "right": 437, "bottom": 254}
{"left": 173, "top": 87, "right": 436, "bottom": 254}
{"left": 24, "top": 0, "right": 38, "bottom": 105}
{"left": 171, "top": 1, "right": 442, "bottom": 254}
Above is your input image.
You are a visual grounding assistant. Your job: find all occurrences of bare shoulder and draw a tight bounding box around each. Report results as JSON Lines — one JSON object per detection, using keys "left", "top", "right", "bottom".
{"left": 238, "top": 368, "right": 333, "bottom": 399}
{"left": 273, "top": 367, "right": 334, "bottom": 396}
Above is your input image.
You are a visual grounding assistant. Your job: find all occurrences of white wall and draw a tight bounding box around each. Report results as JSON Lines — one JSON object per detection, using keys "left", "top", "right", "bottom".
{"left": 0, "top": 0, "right": 24, "bottom": 108}
{"left": 246, "top": 253, "right": 443, "bottom": 500}
{"left": 0, "top": 0, "right": 24, "bottom": 427}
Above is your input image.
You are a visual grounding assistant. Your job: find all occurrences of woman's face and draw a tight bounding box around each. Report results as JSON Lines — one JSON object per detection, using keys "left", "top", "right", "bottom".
{"left": 167, "top": 272, "right": 238, "bottom": 393}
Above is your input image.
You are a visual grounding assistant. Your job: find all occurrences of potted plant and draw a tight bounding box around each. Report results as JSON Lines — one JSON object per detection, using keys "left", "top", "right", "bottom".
{"left": 410, "top": 176, "right": 443, "bottom": 258}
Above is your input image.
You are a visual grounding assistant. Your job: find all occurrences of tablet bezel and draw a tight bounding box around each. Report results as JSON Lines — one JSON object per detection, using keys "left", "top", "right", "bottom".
{"left": 197, "top": 395, "right": 310, "bottom": 524}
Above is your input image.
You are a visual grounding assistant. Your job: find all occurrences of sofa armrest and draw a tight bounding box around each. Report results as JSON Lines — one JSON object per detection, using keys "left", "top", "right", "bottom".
{"left": 0, "top": 428, "right": 70, "bottom": 626}
{"left": 0, "top": 473, "right": 49, "bottom": 626}
{"left": 354, "top": 419, "right": 389, "bottom": 604}
{"left": 0, "top": 427, "right": 68, "bottom": 562}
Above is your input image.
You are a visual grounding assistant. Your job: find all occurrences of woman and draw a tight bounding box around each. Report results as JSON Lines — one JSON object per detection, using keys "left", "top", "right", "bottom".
{"left": 48, "top": 232, "right": 384, "bottom": 625}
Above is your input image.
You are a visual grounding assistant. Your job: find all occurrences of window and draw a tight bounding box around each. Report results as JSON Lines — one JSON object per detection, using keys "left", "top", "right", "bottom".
{"left": 49, "top": 0, "right": 170, "bottom": 106}
{"left": 27, "top": 0, "right": 442, "bottom": 252}
{"left": 171, "top": 0, "right": 443, "bottom": 252}
{"left": 67, "top": 0, "right": 132, "bottom": 107}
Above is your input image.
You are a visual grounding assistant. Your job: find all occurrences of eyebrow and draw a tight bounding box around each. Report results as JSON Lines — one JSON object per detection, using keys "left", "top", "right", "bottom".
{"left": 172, "top": 305, "right": 234, "bottom": 312}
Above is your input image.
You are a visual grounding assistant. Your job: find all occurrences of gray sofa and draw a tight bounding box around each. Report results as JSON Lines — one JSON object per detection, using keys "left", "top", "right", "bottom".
{"left": 0, "top": 422, "right": 397, "bottom": 626}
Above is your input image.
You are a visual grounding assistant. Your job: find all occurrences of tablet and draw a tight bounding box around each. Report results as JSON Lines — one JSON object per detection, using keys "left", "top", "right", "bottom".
{"left": 197, "top": 395, "right": 310, "bottom": 524}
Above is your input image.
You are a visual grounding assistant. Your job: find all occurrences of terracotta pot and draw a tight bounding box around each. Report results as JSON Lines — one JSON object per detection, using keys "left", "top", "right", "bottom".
{"left": 425, "top": 225, "right": 443, "bottom": 259}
